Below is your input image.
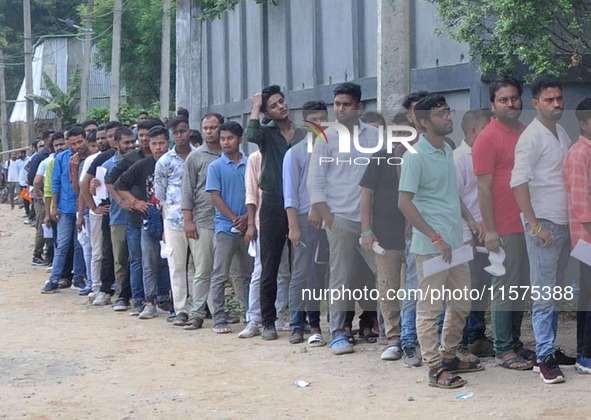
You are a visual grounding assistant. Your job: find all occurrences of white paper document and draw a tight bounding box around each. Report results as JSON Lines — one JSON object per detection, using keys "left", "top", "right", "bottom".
{"left": 95, "top": 166, "right": 108, "bottom": 200}
{"left": 42, "top": 224, "right": 53, "bottom": 239}
{"left": 571, "top": 239, "right": 591, "bottom": 266}
{"left": 422, "top": 244, "right": 474, "bottom": 278}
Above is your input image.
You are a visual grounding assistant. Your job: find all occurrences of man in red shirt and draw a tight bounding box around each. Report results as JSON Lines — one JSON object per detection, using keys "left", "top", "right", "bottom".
{"left": 472, "top": 76, "right": 534, "bottom": 370}
{"left": 564, "top": 97, "right": 591, "bottom": 375}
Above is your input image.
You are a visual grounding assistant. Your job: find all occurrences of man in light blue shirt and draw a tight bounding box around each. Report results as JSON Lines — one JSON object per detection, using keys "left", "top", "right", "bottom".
{"left": 283, "top": 100, "right": 329, "bottom": 346}
{"left": 206, "top": 122, "right": 253, "bottom": 334}
{"left": 398, "top": 94, "right": 481, "bottom": 389}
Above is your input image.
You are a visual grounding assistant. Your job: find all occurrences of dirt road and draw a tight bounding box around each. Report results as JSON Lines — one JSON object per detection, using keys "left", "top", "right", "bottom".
{"left": 0, "top": 206, "right": 588, "bottom": 419}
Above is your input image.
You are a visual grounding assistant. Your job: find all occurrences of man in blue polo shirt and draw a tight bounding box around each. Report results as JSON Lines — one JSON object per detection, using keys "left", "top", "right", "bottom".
{"left": 398, "top": 95, "right": 483, "bottom": 389}
{"left": 206, "top": 122, "right": 253, "bottom": 334}
{"left": 42, "top": 126, "right": 88, "bottom": 293}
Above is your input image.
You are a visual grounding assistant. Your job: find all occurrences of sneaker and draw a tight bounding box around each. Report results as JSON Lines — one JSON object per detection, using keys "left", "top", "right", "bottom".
{"left": 139, "top": 303, "right": 158, "bottom": 319}
{"left": 289, "top": 329, "right": 305, "bottom": 344}
{"left": 45, "top": 266, "right": 53, "bottom": 273}
{"left": 539, "top": 354, "right": 566, "bottom": 384}
{"left": 31, "top": 257, "right": 48, "bottom": 266}
{"left": 381, "top": 344, "right": 402, "bottom": 361}
{"left": 276, "top": 314, "right": 290, "bottom": 331}
{"left": 92, "top": 292, "right": 112, "bottom": 306}
{"left": 41, "top": 281, "right": 60, "bottom": 294}
{"left": 129, "top": 300, "right": 144, "bottom": 316}
{"left": 172, "top": 312, "right": 189, "bottom": 326}
{"left": 261, "top": 324, "right": 278, "bottom": 341}
{"left": 555, "top": 348, "right": 576, "bottom": 366}
{"left": 575, "top": 354, "right": 591, "bottom": 374}
{"left": 78, "top": 286, "right": 92, "bottom": 296}
{"left": 468, "top": 337, "right": 495, "bottom": 358}
{"left": 72, "top": 279, "right": 86, "bottom": 290}
{"left": 238, "top": 321, "right": 262, "bottom": 338}
{"left": 58, "top": 278, "right": 72, "bottom": 289}
{"left": 156, "top": 301, "right": 173, "bottom": 314}
{"left": 402, "top": 346, "right": 423, "bottom": 367}
{"left": 457, "top": 343, "right": 481, "bottom": 364}
{"left": 112, "top": 298, "right": 129, "bottom": 312}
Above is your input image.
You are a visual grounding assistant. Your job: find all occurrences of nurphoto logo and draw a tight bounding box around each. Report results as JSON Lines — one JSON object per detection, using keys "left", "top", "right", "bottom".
{"left": 305, "top": 121, "right": 419, "bottom": 166}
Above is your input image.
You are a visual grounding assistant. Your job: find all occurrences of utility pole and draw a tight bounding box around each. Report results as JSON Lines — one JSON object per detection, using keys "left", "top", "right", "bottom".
{"left": 24, "top": 0, "right": 35, "bottom": 145}
{"left": 109, "top": 0, "right": 122, "bottom": 121}
{"left": 160, "top": 0, "right": 171, "bottom": 118}
{"left": 0, "top": 46, "right": 10, "bottom": 152}
{"left": 377, "top": 0, "right": 410, "bottom": 112}
{"left": 79, "top": 0, "right": 94, "bottom": 122}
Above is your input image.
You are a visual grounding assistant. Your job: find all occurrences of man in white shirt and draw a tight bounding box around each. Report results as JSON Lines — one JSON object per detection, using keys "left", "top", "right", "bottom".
{"left": 453, "top": 109, "right": 493, "bottom": 358}
{"left": 5, "top": 152, "right": 24, "bottom": 209}
{"left": 511, "top": 76, "right": 576, "bottom": 384}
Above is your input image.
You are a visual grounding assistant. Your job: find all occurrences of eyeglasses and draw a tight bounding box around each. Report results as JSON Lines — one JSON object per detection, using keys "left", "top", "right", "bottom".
{"left": 429, "top": 110, "right": 455, "bottom": 120}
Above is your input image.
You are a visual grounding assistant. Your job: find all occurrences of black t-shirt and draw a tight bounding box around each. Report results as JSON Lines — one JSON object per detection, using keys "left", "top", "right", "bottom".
{"left": 87, "top": 149, "right": 116, "bottom": 177}
{"left": 359, "top": 149, "right": 406, "bottom": 251}
{"left": 105, "top": 149, "right": 145, "bottom": 185}
{"left": 114, "top": 156, "right": 156, "bottom": 227}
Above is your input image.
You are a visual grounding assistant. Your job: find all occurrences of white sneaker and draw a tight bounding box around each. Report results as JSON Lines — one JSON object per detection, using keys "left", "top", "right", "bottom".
{"left": 92, "top": 292, "right": 112, "bottom": 306}
{"left": 381, "top": 344, "right": 402, "bottom": 361}
{"left": 238, "top": 321, "right": 262, "bottom": 338}
{"left": 139, "top": 303, "right": 158, "bottom": 319}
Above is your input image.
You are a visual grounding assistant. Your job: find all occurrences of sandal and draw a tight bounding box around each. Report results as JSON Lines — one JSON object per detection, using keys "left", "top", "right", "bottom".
{"left": 212, "top": 323, "right": 232, "bottom": 334}
{"left": 515, "top": 347, "right": 536, "bottom": 362}
{"left": 442, "top": 356, "right": 484, "bottom": 373}
{"left": 183, "top": 317, "right": 203, "bottom": 330}
{"left": 308, "top": 333, "right": 327, "bottom": 347}
{"left": 360, "top": 327, "right": 378, "bottom": 343}
{"left": 496, "top": 353, "right": 533, "bottom": 371}
{"left": 428, "top": 367, "right": 467, "bottom": 389}
{"left": 330, "top": 337, "right": 354, "bottom": 355}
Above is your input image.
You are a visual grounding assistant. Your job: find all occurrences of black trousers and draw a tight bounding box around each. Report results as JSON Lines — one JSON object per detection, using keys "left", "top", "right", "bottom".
{"left": 577, "top": 262, "right": 591, "bottom": 357}
{"left": 259, "top": 192, "right": 289, "bottom": 327}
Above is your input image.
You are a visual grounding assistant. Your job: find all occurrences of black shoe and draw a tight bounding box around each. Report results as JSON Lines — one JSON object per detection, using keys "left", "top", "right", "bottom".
{"left": 58, "top": 278, "right": 72, "bottom": 289}
{"left": 31, "top": 257, "right": 48, "bottom": 266}
{"left": 226, "top": 313, "right": 241, "bottom": 324}
{"left": 539, "top": 354, "right": 565, "bottom": 384}
{"left": 172, "top": 312, "right": 189, "bottom": 326}
{"left": 41, "top": 281, "right": 60, "bottom": 294}
{"left": 261, "top": 324, "right": 278, "bottom": 341}
{"left": 72, "top": 279, "right": 86, "bottom": 290}
{"left": 555, "top": 348, "right": 576, "bottom": 366}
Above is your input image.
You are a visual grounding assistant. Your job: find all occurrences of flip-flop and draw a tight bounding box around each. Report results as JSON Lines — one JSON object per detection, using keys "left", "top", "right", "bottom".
{"left": 496, "top": 355, "right": 533, "bottom": 371}
{"left": 308, "top": 333, "right": 327, "bottom": 347}
{"left": 213, "top": 323, "right": 232, "bottom": 334}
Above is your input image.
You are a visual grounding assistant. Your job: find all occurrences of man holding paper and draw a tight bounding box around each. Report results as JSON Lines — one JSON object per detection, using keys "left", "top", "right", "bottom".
{"left": 398, "top": 94, "right": 483, "bottom": 390}
{"left": 564, "top": 97, "right": 591, "bottom": 375}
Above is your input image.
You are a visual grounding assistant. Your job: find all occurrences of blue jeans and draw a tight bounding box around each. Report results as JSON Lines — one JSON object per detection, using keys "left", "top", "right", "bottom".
{"left": 524, "top": 219, "right": 570, "bottom": 361}
{"left": 401, "top": 239, "right": 419, "bottom": 349}
{"left": 49, "top": 213, "right": 85, "bottom": 284}
{"left": 289, "top": 215, "right": 324, "bottom": 330}
{"left": 140, "top": 227, "right": 170, "bottom": 302}
{"left": 127, "top": 224, "right": 145, "bottom": 301}
{"left": 463, "top": 252, "right": 492, "bottom": 343}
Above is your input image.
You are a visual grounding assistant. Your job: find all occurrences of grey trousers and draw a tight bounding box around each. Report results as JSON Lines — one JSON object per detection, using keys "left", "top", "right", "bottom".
{"left": 210, "top": 232, "right": 253, "bottom": 326}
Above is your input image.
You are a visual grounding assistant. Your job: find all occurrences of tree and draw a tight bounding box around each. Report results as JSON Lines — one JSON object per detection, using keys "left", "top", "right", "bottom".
{"left": 428, "top": 0, "right": 591, "bottom": 79}
{"left": 27, "top": 68, "right": 81, "bottom": 129}
{"left": 199, "top": 0, "right": 277, "bottom": 20}
{"left": 80, "top": 0, "right": 176, "bottom": 108}
{"left": 0, "top": 0, "right": 82, "bottom": 108}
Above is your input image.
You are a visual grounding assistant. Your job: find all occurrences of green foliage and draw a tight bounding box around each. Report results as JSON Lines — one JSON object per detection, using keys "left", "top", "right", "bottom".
{"left": 199, "top": 0, "right": 278, "bottom": 20}
{"left": 87, "top": 101, "right": 162, "bottom": 126}
{"left": 27, "top": 68, "right": 81, "bottom": 129}
{"left": 428, "top": 0, "right": 591, "bottom": 80}
{"left": 79, "top": 0, "right": 176, "bottom": 108}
